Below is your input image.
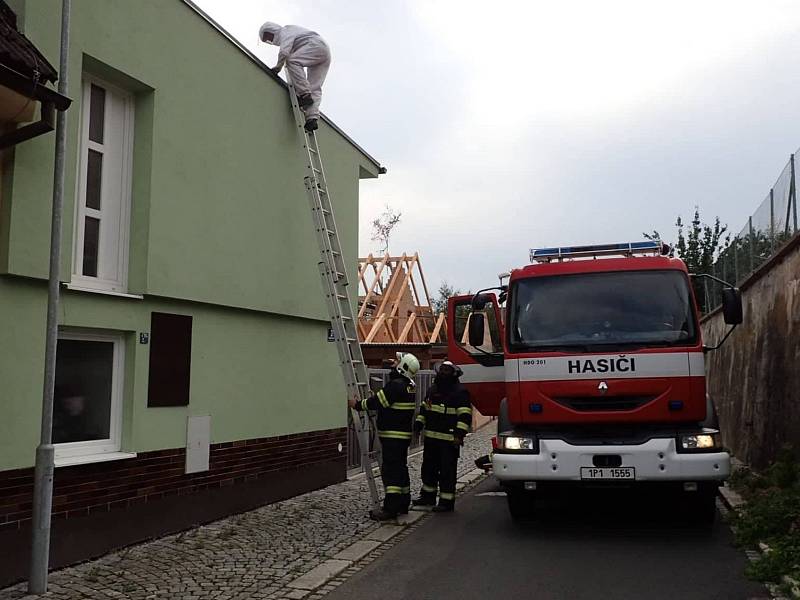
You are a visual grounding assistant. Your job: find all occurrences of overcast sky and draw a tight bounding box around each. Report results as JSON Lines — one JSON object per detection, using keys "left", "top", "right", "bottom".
{"left": 195, "top": 0, "right": 800, "bottom": 297}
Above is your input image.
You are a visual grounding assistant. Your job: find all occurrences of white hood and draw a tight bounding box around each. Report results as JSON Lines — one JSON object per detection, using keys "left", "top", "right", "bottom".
{"left": 258, "top": 21, "right": 283, "bottom": 45}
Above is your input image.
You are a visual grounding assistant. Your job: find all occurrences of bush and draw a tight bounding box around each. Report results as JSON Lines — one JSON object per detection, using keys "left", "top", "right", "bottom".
{"left": 729, "top": 449, "right": 800, "bottom": 583}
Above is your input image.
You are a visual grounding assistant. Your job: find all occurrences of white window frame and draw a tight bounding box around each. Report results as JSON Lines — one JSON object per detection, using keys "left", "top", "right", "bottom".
{"left": 53, "top": 329, "right": 126, "bottom": 462}
{"left": 71, "top": 75, "right": 134, "bottom": 293}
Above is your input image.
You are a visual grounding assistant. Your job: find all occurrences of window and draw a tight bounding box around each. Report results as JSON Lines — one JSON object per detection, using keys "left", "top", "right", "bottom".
{"left": 72, "top": 77, "right": 134, "bottom": 292}
{"left": 53, "top": 330, "right": 126, "bottom": 461}
{"left": 147, "top": 312, "right": 193, "bottom": 407}
{"left": 508, "top": 270, "right": 697, "bottom": 352}
{"left": 453, "top": 298, "right": 503, "bottom": 355}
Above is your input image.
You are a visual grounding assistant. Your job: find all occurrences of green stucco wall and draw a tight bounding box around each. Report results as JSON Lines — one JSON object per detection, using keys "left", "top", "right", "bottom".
{"left": 0, "top": 0, "right": 378, "bottom": 471}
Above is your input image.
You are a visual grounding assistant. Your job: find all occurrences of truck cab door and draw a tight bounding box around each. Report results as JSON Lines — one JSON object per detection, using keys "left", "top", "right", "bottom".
{"left": 447, "top": 294, "right": 506, "bottom": 416}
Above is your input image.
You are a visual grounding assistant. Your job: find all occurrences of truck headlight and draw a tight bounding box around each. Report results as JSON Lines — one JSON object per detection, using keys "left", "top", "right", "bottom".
{"left": 502, "top": 436, "right": 536, "bottom": 450}
{"left": 678, "top": 432, "right": 722, "bottom": 452}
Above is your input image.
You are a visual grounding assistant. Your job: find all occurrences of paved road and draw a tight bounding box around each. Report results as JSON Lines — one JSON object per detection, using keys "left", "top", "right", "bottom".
{"left": 326, "top": 477, "right": 769, "bottom": 600}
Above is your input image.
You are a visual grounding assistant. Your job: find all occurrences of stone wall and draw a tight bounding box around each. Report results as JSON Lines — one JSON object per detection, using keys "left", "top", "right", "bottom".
{"left": 702, "top": 234, "right": 800, "bottom": 469}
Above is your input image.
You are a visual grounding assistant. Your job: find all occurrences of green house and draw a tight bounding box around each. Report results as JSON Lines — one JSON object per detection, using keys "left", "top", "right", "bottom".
{"left": 0, "top": 0, "right": 381, "bottom": 581}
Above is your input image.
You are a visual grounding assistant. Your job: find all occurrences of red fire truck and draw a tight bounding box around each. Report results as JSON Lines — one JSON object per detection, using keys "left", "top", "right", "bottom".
{"left": 448, "top": 241, "right": 743, "bottom": 523}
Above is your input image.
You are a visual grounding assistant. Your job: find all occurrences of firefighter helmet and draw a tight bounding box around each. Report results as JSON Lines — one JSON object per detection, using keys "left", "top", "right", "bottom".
{"left": 438, "top": 360, "right": 463, "bottom": 378}
{"left": 395, "top": 352, "right": 420, "bottom": 379}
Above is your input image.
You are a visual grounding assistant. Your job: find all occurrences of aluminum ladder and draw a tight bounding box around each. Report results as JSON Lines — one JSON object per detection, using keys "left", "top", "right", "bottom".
{"left": 284, "top": 73, "right": 382, "bottom": 511}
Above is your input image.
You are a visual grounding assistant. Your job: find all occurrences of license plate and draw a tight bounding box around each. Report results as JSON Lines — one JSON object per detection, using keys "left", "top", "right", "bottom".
{"left": 580, "top": 467, "right": 635, "bottom": 480}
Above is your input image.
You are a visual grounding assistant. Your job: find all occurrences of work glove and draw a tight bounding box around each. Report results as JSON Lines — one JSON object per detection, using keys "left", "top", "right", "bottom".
{"left": 413, "top": 421, "right": 424, "bottom": 434}
{"left": 453, "top": 435, "right": 465, "bottom": 447}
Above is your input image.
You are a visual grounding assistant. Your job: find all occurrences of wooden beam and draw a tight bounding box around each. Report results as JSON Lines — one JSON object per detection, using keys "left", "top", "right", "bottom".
{"left": 398, "top": 313, "right": 417, "bottom": 344}
{"left": 358, "top": 254, "right": 390, "bottom": 319}
{"left": 430, "top": 312, "right": 445, "bottom": 344}
{"left": 374, "top": 253, "right": 406, "bottom": 320}
{"left": 364, "top": 313, "right": 386, "bottom": 343}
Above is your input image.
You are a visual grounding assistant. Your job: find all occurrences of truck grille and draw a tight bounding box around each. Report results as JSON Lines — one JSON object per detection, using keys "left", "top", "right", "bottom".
{"left": 553, "top": 395, "right": 656, "bottom": 412}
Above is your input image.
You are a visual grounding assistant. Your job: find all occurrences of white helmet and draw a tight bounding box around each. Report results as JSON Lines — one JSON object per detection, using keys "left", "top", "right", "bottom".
{"left": 395, "top": 352, "right": 420, "bottom": 380}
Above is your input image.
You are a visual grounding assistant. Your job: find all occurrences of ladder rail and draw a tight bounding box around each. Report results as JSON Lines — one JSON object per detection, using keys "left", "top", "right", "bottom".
{"left": 284, "top": 72, "right": 382, "bottom": 511}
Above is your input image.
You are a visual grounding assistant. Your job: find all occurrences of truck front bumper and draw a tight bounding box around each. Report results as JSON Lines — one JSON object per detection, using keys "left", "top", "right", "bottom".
{"left": 493, "top": 437, "right": 730, "bottom": 482}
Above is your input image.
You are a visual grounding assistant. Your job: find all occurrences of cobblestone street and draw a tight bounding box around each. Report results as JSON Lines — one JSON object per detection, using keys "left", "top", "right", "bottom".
{"left": 1, "top": 426, "right": 494, "bottom": 600}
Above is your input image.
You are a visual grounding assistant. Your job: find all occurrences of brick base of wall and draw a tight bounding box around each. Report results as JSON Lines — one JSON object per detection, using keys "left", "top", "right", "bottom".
{"left": 0, "top": 427, "right": 347, "bottom": 586}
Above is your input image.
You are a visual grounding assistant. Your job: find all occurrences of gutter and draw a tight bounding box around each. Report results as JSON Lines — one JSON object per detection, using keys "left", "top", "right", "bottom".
{"left": 180, "top": 0, "right": 386, "bottom": 175}
{"left": 0, "top": 62, "right": 72, "bottom": 149}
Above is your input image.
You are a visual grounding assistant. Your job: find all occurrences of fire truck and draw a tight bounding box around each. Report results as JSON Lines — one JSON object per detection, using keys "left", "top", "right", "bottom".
{"left": 447, "top": 241, "right": 743, "bottom": 523}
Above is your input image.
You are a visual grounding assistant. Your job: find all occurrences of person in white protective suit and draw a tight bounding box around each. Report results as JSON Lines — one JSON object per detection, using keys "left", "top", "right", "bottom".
{"left": 259, "top": 22, "right": 331, "bottom": 132}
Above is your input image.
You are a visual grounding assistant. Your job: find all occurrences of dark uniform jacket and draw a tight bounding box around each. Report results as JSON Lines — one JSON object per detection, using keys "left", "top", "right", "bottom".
{"left": 356, "top": 374, "right": 417, "bottom": 441}
{"left": 416, "top": 382, "right": 472, "bottom": 442}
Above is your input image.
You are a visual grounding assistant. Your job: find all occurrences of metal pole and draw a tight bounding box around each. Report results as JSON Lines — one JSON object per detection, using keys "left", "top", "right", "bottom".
{"left": 29, "top": 0, "right": 70, "bottom": 594}
{"left": 770, "top": 188, "right": 775, "bottom": 254}
{"left": 791, "top": 154, "right": 798, "bottom": 233}
{"left": 748, "top": 216, "right": 754, "bottom": 274}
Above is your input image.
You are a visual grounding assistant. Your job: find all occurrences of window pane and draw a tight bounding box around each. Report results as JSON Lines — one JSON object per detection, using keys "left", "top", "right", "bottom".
{"left": 82, "top": 216, "right": 99, "bottom": 277}
{"left": 89, "top": 84, "right": 105, "bottom": 143}
{"left": 509, "top": 270, "right": 697, "bottom": 351}
{"left": 53, "top": 339, "right": 115, "bottom": 444}
{"left": 454, "top": 300, "right": 502, "bottom": 354}
{"left": 86, "top": 149, "right": 102, "bottom": 210}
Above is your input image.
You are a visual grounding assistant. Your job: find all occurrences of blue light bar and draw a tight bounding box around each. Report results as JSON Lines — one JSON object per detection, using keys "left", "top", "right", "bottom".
{"left": 530, "top": 241, "right": 667, "bottom": 263}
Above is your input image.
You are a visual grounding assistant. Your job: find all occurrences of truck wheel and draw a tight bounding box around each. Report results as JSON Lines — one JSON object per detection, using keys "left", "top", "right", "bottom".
{"left": 687, "top": 490, "right": 717, "bottom": 528}
{"left": 507, "top": 488, "right": 536, "bottom": 521}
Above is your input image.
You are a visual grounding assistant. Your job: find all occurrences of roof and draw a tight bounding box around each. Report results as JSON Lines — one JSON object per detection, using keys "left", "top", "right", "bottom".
{"left": 180, "top": 0, "right": 384, "bottom": 174}
{"left": 0, "top": 0, "right": 58, "bottom": 84}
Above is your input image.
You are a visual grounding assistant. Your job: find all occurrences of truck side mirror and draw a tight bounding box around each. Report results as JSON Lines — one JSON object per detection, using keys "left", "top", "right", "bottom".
{"left": 721, "top": 288, "right": 743, "bottom": 325}
{"left": 472, "top": 293, "right": 491, "bottom": 310}
{"left": 468, "top": 313, "right": 486, "bottom": 347}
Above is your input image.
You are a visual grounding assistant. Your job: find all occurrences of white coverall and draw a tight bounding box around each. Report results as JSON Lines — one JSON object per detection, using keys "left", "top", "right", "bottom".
{"left": 259, "top": 22, "right": 331, "bottom": 121}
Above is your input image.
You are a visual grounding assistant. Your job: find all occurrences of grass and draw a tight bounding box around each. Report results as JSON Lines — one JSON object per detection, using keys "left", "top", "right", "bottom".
{"left": 729, "top": 447, "right": 800, "bottom": 585}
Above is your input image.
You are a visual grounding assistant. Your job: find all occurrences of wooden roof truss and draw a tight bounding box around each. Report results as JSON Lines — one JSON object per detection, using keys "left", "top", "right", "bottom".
{"left": 357, "top": 253, "right": 446, "bottom": 345}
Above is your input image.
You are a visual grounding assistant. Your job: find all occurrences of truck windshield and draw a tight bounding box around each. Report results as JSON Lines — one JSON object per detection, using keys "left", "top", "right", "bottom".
{"left": 509, "top": 270, "right": 697, "bottom": 351}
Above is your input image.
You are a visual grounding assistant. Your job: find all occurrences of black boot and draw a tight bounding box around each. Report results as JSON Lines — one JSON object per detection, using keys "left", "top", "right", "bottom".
{"left": 412, "top": 496, "right": 436, "bottom": 507}
{"left": 304, "top": 118, "right": 318, "bottom": 132}
{"left": 369, "top": 508, "right": 398, "bottom": 521}
{"left": 297, "top": 94, "right": 313, "bottom": 108}
{"left": 432, "top": 504, "right": 454, "bottom": 513}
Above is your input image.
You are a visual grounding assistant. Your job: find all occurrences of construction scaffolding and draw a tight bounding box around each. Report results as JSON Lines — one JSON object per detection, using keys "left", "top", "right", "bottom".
{"left": 357, "top": 253, "right": 446, "bottom": 347}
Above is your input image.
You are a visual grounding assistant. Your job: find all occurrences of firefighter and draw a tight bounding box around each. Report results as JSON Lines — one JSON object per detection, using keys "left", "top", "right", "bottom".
{"left": 413, "top": 360, "right": 472, "bottom": 512}
{"left": 349, "top": 352, "right": 420, "bottom": 521}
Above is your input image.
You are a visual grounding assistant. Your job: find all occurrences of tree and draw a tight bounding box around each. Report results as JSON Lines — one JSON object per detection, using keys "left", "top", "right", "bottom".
{"left": 644, "top": 207, "right": 729, "bottom": 313}
{"left": 370, "top": 205, "right": 402, "bottom": 255}
{"left": 432, "top": 281, "right": 461, "bottom": 315}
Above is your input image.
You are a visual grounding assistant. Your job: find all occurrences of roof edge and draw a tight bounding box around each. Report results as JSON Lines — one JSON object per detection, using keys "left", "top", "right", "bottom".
{"left": 180, "top": 0, "right": 384, "bottom": 173}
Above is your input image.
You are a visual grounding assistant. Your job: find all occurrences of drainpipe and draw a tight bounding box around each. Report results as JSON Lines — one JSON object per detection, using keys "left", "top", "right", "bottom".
{"left": 29, "top": 0, "right": 70, "bottom": 594}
